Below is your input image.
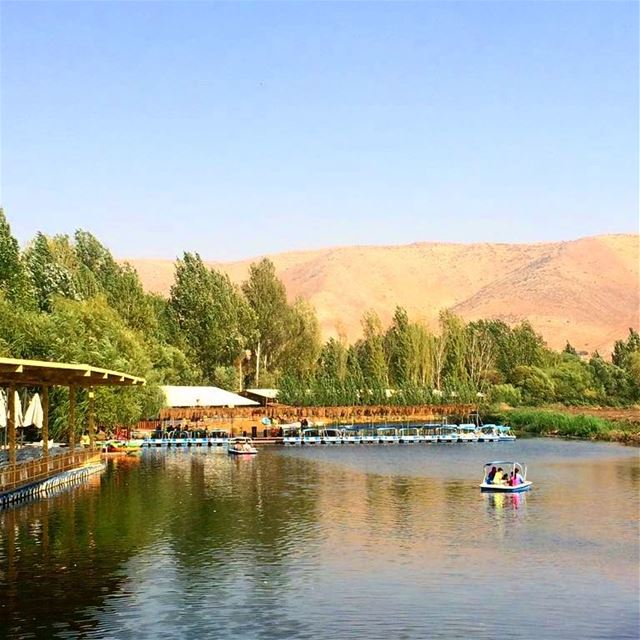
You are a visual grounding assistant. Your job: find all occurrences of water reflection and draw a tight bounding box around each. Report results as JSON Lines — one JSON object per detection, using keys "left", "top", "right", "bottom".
{"left": 0, "top": 440, "right": 638, "bottom": 639}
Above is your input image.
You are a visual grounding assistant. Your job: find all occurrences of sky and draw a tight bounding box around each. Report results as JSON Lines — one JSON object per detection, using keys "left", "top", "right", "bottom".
{"left": 1, "top": 1, "right": 638, "bottom": 261}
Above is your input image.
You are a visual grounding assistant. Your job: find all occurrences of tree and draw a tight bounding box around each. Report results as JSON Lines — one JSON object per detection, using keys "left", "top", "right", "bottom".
{"left": 24, "top": 232, "right": 79, "bottom": 311}
{"left": 74, "top": 230, "right": 156, "bottom": 333}
{"left": 512, "top": 365, "right": 555, "bottom": 404}
{"left": 612, "top": 329, "right": 640, "bottom": 370}
{"left": 385, "top": 307, "right": 411, "bottom": 387}
{"left": 242, "top": 259, "right": 291, "bottom": 384}
{"left": 170, "top": 253, "right": 252, "bottom": 383}
{"left": 0, "top": 209, "right": 33, "bottom": 308}
{"left": 279, "top": 298, "right": 321, "bottom": 379}
{"left": 440, "top": 311, "right": 468, "bottom": 390}
{"left": 359, "top": 311, "right": 388, "bottom": 399}
{"left": 465, "top": 320, "right": 496, "bottom": 392}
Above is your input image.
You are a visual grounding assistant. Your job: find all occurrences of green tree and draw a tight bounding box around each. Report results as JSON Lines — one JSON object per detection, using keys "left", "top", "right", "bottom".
{"left": 24, "top": 232, "right": 79, "bottom": 311}
{"left": 612, "top": 329, "right": 640, "bottom": 370}
{"left": 279, "top": 298, "right": 321, "bottom": 379}
{"left": 358, "top": 311, "right": 388, "bottom": 401}
{"left": 242, "top": 258, "right": 290, "bottom": 384}
{"left": 0, "top": 209, "right": 33, "bottom": 308}
{"left": 512, "top": 365, "right": 555, "bottom": 404}
{"left": 170, "top": 253, "right": 252, "bottom": 383}
{"left": 74, "top": 230, "right": 156, "bottom": 333}
{"left": 385, "top": 307, "right": 411, "bottom": 387}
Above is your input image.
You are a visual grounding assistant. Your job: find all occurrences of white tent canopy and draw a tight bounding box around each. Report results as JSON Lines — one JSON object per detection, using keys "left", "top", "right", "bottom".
{"left": 23, "top": 393, "right": 44, "bottom": 429}
{"left": 161, "top": 386, "right": 259, "bottom": 408}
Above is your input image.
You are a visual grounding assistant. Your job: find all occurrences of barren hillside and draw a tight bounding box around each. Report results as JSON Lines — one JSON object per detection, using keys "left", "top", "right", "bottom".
{"left": 125, "top": 234, "right": 639, "bottom": 354}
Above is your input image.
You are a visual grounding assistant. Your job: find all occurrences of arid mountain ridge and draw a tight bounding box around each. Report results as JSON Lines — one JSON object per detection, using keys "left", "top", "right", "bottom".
{"left": 126, "top": 234, "right": 639, "bottom": 354}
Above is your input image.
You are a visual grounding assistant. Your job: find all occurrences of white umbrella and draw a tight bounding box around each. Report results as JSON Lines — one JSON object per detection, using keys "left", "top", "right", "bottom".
{"left": 23, "top": 393, "right": 43, "bottom": 429}
{"left": 0, "top": 390, "right": 6, "bottom": 428}
{"left": 13, "top": 391, "right": 24, "bottom": 428}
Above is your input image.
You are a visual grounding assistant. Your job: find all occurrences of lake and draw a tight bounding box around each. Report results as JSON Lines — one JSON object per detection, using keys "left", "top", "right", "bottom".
{"left": 1, "top": 438, "right": 638, "bottom": 639}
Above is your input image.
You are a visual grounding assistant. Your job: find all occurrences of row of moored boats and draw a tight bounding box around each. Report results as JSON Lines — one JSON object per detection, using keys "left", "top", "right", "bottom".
{"left": 282, "top": 424, "right": 515, "bottom": 445}
{"left": 136, "top": 423, "right": 515, "bottom": 448}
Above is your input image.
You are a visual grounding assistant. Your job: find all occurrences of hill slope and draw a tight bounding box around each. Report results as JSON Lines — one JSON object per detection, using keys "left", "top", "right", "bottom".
{"left": 126, "top": 234, "right": 639, "bottom": 354}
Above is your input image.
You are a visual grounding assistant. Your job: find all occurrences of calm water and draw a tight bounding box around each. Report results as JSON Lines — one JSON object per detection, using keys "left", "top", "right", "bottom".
{"left": 1, "top": 439, "right": 638, "bottom": 639}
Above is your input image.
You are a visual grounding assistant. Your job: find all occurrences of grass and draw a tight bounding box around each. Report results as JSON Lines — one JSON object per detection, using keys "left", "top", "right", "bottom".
{"left": 491, "top": 408, "right": 640, "bottom": 445}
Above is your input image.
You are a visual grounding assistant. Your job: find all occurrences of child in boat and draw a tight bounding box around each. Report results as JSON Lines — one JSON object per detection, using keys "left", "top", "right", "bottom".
{"left": 486, "top": 466, "right": 497, "bottom": 484}
{"left": 513, "top": 468, "right": 524, "bottom": 485}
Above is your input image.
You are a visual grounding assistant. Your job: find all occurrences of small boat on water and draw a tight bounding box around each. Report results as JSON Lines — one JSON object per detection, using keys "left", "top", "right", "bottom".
{"left": 103, "top": 439, "right": 143, "bottom": 454}
{"left": 398, "top": 427, "right": 420, "bottom": 444}
{"left": 301, "top": 428, "right": 321, "bottom": 445}
{"left": 480, "top": 461, "right": 532, "bottom": 492}
{"left": 320, "top": 428, "right": 343, "bottom": 444}
{"left": 377, "top": 426, "right": 398, "bottom": 444}
{"left": 437, "top": 426, "right": 459, "bottom": 443}
{"left": 456, "top": 424, "right": 479, "bottom": 443}
{"left": 477, "top": 425, "right": 500, "bottom": 443}
{"left": 227, "top": 437, "right": 257, "bottom": 456}
{"left": 494, "top": 425, "right": 516, "bottom": 441}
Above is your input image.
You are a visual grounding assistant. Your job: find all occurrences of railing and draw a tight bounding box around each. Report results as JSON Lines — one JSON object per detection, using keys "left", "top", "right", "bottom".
{"left": 0, "top": 449, "right": 99, "bottom": 494}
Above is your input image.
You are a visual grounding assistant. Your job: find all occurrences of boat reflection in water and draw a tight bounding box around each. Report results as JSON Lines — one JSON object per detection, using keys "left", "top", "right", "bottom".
{"left": 485, "top": 490, "right": 526, "bottom": 512}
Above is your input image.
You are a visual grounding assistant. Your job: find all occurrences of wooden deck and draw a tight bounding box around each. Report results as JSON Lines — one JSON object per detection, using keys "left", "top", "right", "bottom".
{"left": 0, "top": 449, "right": 101, "bottom": 496}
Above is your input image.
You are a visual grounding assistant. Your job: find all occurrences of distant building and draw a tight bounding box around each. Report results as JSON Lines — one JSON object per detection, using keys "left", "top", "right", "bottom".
{"left": 242, "top": 388, "right": 279, "bottom": 406}
{"left": 161, "top": 386, "right": 259, "bottom": 408}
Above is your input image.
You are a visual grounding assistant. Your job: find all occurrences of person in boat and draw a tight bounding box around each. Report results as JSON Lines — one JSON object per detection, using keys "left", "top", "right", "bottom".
{"left": 486, "top": 466, "right": 498, "bottom": 484}
{"left": 513, "top": 467, "right": 524, "bottom": 485}
{"left": 493, "top": 467, "right": 505, "bottom": 485}
{"left": 242, "top": 440, "right": 253, "bottom": 452}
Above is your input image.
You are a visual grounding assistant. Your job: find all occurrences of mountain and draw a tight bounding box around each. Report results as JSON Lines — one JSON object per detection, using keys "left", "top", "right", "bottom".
{"left": 125, "top": 234, "right": 639, "bottom": 354}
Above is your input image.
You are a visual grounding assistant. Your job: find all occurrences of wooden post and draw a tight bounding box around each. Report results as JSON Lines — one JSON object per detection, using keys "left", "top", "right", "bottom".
{"left": 88, "top": 388, "right": 95, "bottom": 450}
{"left": 8, "top": 385, "right": 16, "bottom": 467}
{"left": 42, "top": 385, "right": 49, "bottom": 458}
{"left": 69, "top": 385, "right": 76, "bottom": 450}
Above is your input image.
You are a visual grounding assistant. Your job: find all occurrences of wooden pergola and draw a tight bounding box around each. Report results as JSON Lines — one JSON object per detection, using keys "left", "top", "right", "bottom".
{"left": 0, "top": 357, "right": 145, "bottom": 467}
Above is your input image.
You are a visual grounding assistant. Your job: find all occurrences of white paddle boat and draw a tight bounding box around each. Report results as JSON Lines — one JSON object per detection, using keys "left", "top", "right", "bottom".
{"left": 228, "top": 437, "right": 257, "bottom": 456}
{"left": 480, "top": 461, "right": 532, "bottom": 492}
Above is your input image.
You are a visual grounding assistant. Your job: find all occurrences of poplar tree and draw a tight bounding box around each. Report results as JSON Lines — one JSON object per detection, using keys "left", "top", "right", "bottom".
{"left": 0, "top": 209, "right": 33, "bottom": 308}
{"left": 24, "top": 232, "right": 78, "bottom": 311}
{"left": 170, "top": 253, "right": 253, "bottom": 382}
{"left": 242, "top": 258, "right": 290, "bottom": 384}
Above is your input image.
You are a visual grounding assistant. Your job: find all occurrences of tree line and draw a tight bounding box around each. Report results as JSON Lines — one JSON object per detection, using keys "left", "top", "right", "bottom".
{"left": 0, "top": 210, "right": 638, "bottom": 438}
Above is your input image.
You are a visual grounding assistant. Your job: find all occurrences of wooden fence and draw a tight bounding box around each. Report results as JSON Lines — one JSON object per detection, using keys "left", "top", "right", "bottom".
{"left": 0, "top": 448, "right": 99, "bottom": 495}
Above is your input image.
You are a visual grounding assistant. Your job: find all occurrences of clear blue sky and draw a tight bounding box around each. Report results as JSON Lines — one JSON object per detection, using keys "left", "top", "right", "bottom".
{"left": 1, "top": 1, "right": 638, "bottom": 260}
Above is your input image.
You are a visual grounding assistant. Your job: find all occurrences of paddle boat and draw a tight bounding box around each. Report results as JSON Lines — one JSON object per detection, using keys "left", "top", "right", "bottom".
{"left": 456, "top": 424, "right": 479, "bottom": 443}
{"left": 477, "top": 425, "right": 500, "bottom": 443}
{"left": 103, "top": 439, "right": 143, "bottom": 454}
{"left": 420, "top": 424, "right": 440, "bottom": 443}
{"left": 480, "top": 461, "right": 532, "bottom": 492}
{"left": 320, "top": 428, "right": 343, "bottom": 445}
{"left": 359, "top": 427, "right": 378, "bottom": 444}
{"left": 227, "top": 437, "right": 257, "bottom": 456}
{"left": 340, "top": 426, "right": 360, "bottom": 444}
{"left": 301, "top": 428, "right": 321, "bottom": 445}
{"left": 282, "top": 425, "right": 302, "bottom": 446}
{"left": 437, "top": 425, "right": 459, "bottom": 443}
{"left": 398, "top": 426, "right": 420, "bottom": 444}
{"left": 494, "top": 425, "right": 516, "bottom": 441}
{"left": 376, "top": 426, "right": 398, "bottom": 444}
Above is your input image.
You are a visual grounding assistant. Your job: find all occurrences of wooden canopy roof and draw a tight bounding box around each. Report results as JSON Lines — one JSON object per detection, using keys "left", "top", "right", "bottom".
{"left": 0, "top": 357, "right": 145, "bottom": 387}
